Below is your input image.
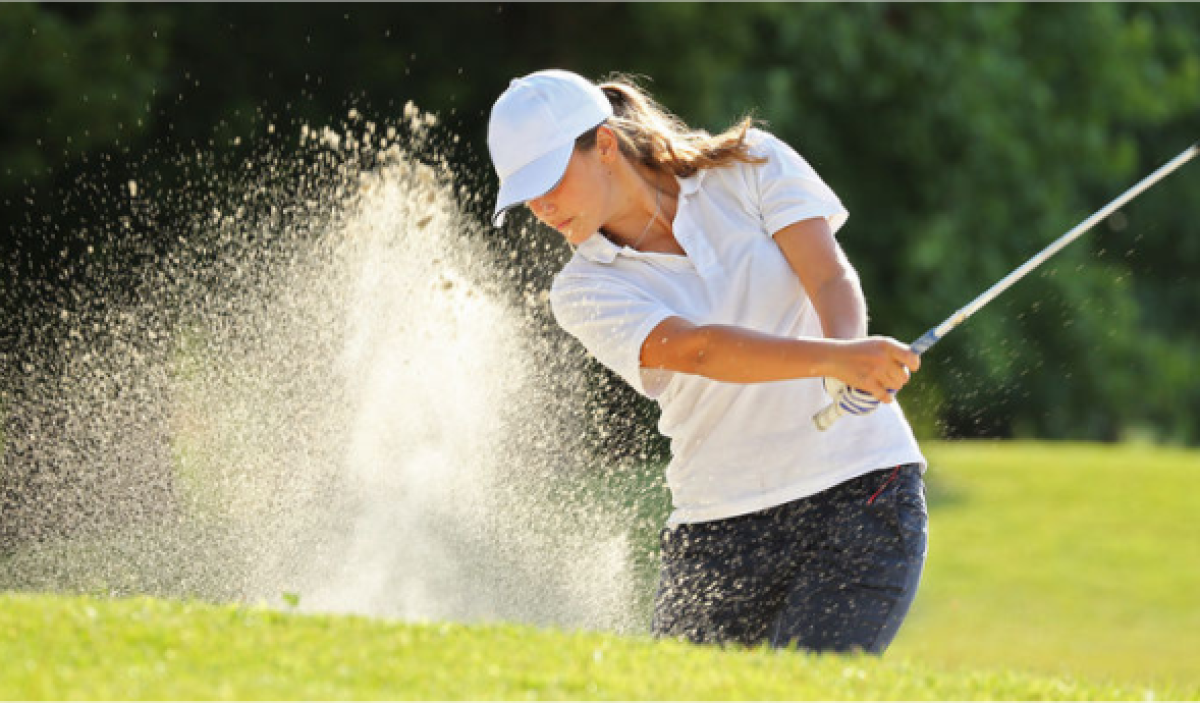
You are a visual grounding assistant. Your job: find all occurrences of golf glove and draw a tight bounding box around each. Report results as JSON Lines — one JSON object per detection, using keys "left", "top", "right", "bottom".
{"left": 823, "top": 377, "right": 880, "bottom": 417}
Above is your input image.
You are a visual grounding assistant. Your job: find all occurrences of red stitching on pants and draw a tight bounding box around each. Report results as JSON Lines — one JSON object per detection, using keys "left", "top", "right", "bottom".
{"left": 867, "top": 465, "right": 902, "bottom": 505}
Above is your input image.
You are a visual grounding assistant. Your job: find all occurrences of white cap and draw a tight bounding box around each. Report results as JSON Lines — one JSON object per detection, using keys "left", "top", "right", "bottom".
{"left": 488, "top": 69, "right": 612, "bottom": 226}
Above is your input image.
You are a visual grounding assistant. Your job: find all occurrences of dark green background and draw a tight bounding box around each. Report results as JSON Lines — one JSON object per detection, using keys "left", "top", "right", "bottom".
{"left": 3, "top": 3, "right": 1199, "bottom": 444}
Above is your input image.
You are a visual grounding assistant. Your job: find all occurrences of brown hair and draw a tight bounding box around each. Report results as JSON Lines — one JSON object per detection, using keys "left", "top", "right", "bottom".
{"left": 575, "top": 74, "right": 766, "bottom": 178}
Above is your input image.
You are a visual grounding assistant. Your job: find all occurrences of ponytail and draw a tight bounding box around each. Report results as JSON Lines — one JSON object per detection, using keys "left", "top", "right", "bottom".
{"left": 575, "top": 74, "right": 766, "bottom": 177}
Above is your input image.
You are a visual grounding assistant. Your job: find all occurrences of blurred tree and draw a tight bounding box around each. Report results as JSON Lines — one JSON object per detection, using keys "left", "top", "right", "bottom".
{"left": 609, "top": 3, "right": 1200, "bottom": 442}
{"left": 1, "top": 4, "right": 174, "bottom": 343}
{"left": 0, "top": 4, "right": 170, "bottom": 189}
{"left": 2, "top": 3, "right": 1198, "bottom": 449}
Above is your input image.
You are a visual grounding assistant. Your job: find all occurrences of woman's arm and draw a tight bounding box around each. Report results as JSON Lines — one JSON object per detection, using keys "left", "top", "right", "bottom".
{"left": 638, "top": 317, "right": 917, "bottom": 402}
{"left": 637, "top": 216, "right": 918, "bottom": 401}
{"left": 772, "top": 217, "right": 867, "bottom": 341}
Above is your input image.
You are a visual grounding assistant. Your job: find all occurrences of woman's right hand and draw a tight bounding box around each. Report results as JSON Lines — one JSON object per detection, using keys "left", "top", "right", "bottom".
{"left": 825, "top": 337, "right": 920, "bottom": 403}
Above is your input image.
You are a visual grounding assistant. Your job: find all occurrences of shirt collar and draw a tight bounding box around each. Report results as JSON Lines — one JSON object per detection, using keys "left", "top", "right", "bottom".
{"left": 574, "top": 171, "right": 706, "bottom": 265}
{"left": 677, "top": 170, "right": 703, "bottom": 198}
{"left": 575, "top": 232, "right": 621, "bottom": 263}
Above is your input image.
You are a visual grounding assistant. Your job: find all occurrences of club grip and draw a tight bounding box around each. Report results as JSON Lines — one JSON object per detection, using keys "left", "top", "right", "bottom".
{"left": 812, "top": 332, "right": 938, "bottom": 431}
{"left": 812, "top": 399, "right": 846, "bottom": 431}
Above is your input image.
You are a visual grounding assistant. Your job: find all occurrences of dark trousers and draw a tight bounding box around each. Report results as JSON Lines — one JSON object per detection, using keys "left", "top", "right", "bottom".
{"left": 652, "top": 465, "right": 927, "bottom": 653}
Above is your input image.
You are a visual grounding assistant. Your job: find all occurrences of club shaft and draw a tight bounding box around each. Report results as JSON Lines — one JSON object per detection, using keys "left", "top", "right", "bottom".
{"left": 915, "top": 142, "right": 1198, "bottom": 354}
{"left": 816, "top": 141, "right": 1198, "bottom": 429}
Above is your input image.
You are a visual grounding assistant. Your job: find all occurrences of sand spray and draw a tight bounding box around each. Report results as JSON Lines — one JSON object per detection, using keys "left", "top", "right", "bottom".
{"left": 0, "top": 106, "right": 660, "bottom": 633}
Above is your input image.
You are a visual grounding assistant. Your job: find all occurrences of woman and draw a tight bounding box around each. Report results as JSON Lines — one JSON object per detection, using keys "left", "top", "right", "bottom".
{"left": 487, "top": 69, "right": 927, "bottom": 653}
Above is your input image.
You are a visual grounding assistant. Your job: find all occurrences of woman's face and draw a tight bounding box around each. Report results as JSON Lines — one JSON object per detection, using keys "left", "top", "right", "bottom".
{"left": 526, "top": 140, "right": 612, "bottom": 246}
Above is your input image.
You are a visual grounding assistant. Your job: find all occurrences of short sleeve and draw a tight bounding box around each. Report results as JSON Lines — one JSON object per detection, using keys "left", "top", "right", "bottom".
{"left": 549, "top": 272, "right": 678, "bottom": 399}
{"left": 748, "top": 129, "right": 849, "bottom": 237}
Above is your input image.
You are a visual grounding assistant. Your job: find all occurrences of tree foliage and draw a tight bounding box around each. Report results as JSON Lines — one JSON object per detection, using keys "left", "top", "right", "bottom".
{"left": 0, "top": 5, "right": 169, "bottom": 188}
{"left": 2, "top": 3, "right": 1198, "bottom": 444}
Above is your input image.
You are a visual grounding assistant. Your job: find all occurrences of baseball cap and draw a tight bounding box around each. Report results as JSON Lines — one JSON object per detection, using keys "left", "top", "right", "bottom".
{"left": 488, "top": 69, "right": 613, "bottom": 226}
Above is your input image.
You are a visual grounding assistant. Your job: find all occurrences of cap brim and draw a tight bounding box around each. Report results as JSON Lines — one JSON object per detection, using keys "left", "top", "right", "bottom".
{"left": 491, "top": 141, "right": 574, "bottom": 227}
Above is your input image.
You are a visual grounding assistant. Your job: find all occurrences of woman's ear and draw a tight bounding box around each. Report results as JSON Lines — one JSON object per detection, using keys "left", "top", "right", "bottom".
{"left": 595, "top": 126, "right": 618, "bottom": 161}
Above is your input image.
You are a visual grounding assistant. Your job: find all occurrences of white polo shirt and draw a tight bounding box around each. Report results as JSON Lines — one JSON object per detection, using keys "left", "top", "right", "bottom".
{"left": 549, "top": 129, "right": 924, "bottom": 525}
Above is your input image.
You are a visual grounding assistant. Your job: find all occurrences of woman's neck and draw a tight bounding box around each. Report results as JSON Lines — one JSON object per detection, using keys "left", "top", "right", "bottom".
{"left": 603, "top": 163, "right": 683, "bottom": 254}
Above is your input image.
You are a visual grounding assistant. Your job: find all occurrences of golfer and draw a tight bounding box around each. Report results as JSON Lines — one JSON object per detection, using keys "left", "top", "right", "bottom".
{"left": 488, "top": 69, "right": 927, "bottom": 653}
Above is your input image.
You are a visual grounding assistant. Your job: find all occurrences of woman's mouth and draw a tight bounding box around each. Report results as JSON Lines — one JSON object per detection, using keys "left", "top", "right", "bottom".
{"left": 554, "top": 218, "right": 573, "bottom": 231}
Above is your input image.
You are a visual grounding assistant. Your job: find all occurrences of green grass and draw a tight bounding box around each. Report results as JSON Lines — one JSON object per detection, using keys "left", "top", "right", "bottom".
{"left": 0, "top": 592, "right": 1187, "bottom": 700}
{"left": 2, "top": 440, "right": 1198, "bottom": 699}
{"left": 891, "top": 441, "right": 1200, "bottom": 689}
{"left": 593, "top": 441, "right": 1200, "bottom": 691}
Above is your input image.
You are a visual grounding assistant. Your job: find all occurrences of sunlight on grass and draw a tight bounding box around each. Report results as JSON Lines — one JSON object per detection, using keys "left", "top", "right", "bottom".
{"left": 1, "top": 592, "right": 1190, "bottom": 700}
{"left": 892, "top": 441, "right": 1200, "bottom": 688}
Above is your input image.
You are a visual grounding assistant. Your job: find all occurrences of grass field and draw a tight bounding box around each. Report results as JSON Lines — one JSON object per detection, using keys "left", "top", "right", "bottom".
{"left": 2, "top": 440, "right": 1198, "bottom": 699}
{"left": 0, "top": 592, "right": 1188, "bottom": 700}
{"left": 893, "top": 441, "right": 1200, "bottom": 689}
{"left": 595, "top": 440, "right": 1200, "bottom": 691}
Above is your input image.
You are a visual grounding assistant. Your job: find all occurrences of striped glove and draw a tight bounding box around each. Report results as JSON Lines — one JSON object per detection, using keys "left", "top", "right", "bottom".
{"left": 822, "top": 377, "right": 880, "bottom": 417}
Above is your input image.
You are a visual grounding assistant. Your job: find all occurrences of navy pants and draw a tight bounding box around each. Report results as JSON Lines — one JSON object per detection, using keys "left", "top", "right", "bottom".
{"left": 652, "top": 465, "right": 927, "bottom": 653}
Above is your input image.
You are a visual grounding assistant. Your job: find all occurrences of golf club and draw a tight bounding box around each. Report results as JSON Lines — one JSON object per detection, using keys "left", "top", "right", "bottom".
{"left": 814, "top": 142, "right": 1199, "bottom": 431}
